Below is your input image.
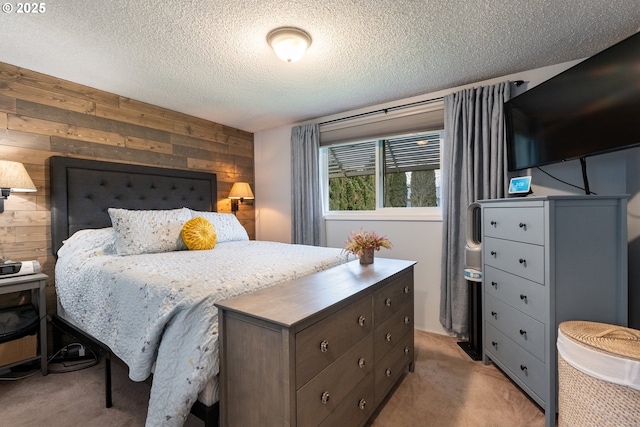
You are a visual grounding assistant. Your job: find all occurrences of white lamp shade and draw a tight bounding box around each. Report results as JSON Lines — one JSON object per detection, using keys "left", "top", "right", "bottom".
{"left": 267, "top": 27, "right": 311, "bottom": 63}
{"left": 0, "top": 160, "right": 36, "bottom": 192}
{"left": 228, "top": 182, "right": 254, "bottom": 200}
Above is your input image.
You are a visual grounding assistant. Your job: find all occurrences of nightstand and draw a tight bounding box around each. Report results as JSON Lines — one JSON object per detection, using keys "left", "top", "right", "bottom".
{"left": 0, "top": 273, "right": 48, "bottom": 375}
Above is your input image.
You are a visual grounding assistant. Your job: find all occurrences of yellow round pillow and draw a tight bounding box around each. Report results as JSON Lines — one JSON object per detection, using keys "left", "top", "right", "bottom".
{"left": 182, "top": 217, "right": 217, "bottom": 250}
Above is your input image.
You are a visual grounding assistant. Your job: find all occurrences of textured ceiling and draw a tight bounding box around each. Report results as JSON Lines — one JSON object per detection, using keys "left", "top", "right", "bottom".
{"left": 1, "top": 1, "right": 639, "bottom": 133}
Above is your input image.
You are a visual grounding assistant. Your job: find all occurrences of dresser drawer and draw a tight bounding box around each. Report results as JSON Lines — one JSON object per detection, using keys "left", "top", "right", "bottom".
{"left": 317, "top": 372, "right": 375, "bottom": 427}
{"left": 485, "top": 294, "right": 545, "bottom": 361}
{"left": 374, "top": 302, "right": 413, "bottom": 363}
{"left": 483, "top": 206, "right": 544, "bottom": 244}
{"left": 374, "top": 330, "right": 413, "bottom": 406}
{"left": 484, "top": 265, "right": 548, "bottom": 322}
{"left": 485, "top": 323, "right": 546, "bottom": 403}
{"left": 373, "top": 272, "right": 413, "bottom": 325}
{"left": 297, "top": 335, "right": 373, "bottom": 427}
{"left": 484, "top": 237, "right": 545, "bottom": 284}
{"left": 296, "top": 295, "right": 373, "bottom": 388}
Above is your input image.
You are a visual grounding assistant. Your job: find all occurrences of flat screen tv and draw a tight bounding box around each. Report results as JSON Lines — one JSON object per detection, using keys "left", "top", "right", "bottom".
{"left": 506, "top": 31, "right": 640, "bottom": 172}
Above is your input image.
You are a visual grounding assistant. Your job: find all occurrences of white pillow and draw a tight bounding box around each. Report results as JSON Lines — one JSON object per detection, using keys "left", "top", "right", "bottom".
{"left": 108, "top": 207, "right": 191, "bottom": 255}
{"left": 58, "top": 227, "right": 117, "bottom": 258}
{"left": 189, "top": 210, "right": 249, "bottom": 243}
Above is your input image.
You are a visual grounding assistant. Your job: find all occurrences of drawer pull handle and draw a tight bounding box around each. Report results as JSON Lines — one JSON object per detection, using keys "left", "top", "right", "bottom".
{"left": 519, "top": 329, "right": 527, "bottom": 336}
{"left": 491, "top": 281, "right": 497, "bottom": 288}
{"left": 386, "top": 333, "right": 392, "bottom": 342}
{"left": 519, "top": 258, "right": 526, "bottom": 264}
{"left": 359, "top": 399, "right": 367, "bottom": 410}
{"left": 490, "top": 220, "right": 497, "bottom": 226}
{"left": 520, "top": 365, "right": 527, "bottom": 373}
{"left": 385, "top": 368, "right": 392, "bottom": 377}
{"left": 491, "top": 341, "right": 498, "bottom": 347}
{"left": 520, "top": 294, "right": 527, "bottom": 301}
{"left": 404, "top": 346, "right": 410, "bottom": 355}
{"left": 490, "top": 251, "right": 497, "bottom": 257}
{"left": 385, "top": 298, "right": 392, "bottom": 307}
{"left": 519, "top": 222, "right": 526, "bottom": 228}
{"left": 358, "top": 315, "right": 366, "bottom": 327}
{"left": 320, "top": 340, "right": 329, "bottom": 353}
{"left": 403, "top": 285, "right": 410, "bottom": 294}
{"left": 358, "top": 358, "right": 366, "bottom": 368}
{"left": 491, "top": 311, "right": 497, "bottom": 317}
{"left": 404, "top": 316, "right": 410, "bottom": 324}
{"left": 321, "top": 391, "right": 330, "bottom": 404}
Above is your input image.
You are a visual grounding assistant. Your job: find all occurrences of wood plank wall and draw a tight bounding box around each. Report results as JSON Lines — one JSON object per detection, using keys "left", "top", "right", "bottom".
{"left": 0, "top": 61, "right": 255, "bottom": 317}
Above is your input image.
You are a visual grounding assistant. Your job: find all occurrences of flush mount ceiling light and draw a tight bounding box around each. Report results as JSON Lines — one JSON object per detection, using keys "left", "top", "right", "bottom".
{"left": 267, "top": 27, "right": 312, "bottom": 63}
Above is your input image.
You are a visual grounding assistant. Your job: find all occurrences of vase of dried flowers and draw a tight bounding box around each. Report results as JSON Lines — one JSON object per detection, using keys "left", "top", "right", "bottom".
{"left": 360, "top": 247, "right": 375, "bottom": 264}
{"left": 344, "top": 228, "right": 392, "bottom": 265}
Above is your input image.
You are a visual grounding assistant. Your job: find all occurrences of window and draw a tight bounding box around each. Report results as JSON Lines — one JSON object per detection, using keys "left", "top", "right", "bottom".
{"left": 326, "top": 140, "right": 376, "bottom": 210}
{"left": 319, "top": 99, "right": 444, "bottom": 215}
{"left": 383, "top": 133, "right": 441, "bottom": 208}
{"left": 322, "top": 130, "right": 443, "bottom": 211}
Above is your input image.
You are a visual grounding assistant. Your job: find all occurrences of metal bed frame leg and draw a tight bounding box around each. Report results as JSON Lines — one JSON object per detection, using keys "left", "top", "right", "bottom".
{"left": 105, "top": 356, "right": 112, "bottom": 408}
{"left": 50, "top": 315, "right": 218, "bottom": 424}
{"left": 191, "top": 400, "right": 219, "bottom": 427}
{"left": 50, "top": 315, "right": 113, "bottom": 408}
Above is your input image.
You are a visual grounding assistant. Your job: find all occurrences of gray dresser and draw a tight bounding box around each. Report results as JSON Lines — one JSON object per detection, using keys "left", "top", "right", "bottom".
{"left": 216, "top": 258, "right": 415, "bottom": 427}
{"left": 480, "top": 195, "right": 628, "bottom": 427}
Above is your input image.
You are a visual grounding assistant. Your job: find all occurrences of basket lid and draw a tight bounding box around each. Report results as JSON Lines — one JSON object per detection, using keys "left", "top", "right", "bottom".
{"left": 559, "top": 321, "right": 640, "bottom": 360}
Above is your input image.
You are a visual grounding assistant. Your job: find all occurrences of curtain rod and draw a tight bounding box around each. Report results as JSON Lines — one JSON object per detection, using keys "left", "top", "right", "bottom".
{"left": 319, "top": 97, "right": 444, "bottom": 126}
{"left": 319, "top": 80, "right": 524, "bottom": 127}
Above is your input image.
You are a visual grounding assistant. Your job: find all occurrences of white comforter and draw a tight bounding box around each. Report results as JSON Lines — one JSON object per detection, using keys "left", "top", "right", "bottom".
{"left": 55, "top": 228, "right": 353, "bottom": 427}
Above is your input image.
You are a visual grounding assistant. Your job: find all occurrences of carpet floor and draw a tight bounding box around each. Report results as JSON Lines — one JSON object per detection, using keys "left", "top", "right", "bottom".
{"left": 0, "top": 330, "right": 545, "bottom": 426}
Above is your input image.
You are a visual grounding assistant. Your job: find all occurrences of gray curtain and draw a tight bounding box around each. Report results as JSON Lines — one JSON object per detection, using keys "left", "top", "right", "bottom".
{"left": 291, "top": 123, "right": 324, "bottom": 246}
{"left": 439, "top": 81, "right": 511, "bottom": 335}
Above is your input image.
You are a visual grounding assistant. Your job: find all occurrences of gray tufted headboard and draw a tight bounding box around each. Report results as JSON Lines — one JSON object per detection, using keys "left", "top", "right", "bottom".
{"left": 50, "top": 156, "right": 217, "bottom": 256}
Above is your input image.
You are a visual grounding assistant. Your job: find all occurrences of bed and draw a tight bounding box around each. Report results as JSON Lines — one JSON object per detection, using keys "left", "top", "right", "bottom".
{"left": 49, "top": 156, "right": 356, "bottom": 427}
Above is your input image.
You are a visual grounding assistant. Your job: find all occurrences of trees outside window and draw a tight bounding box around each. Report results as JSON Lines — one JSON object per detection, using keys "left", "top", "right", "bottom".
{"left": 324, "top": 131, "right": 443, "bottom": 211}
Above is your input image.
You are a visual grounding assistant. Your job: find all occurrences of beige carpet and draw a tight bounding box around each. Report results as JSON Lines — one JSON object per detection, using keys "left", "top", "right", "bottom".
{"left": 366, "top": 331, "right": 545, "bottom": 427}
{"left": 0, "top": 330, "right": 545, "bottom": 427}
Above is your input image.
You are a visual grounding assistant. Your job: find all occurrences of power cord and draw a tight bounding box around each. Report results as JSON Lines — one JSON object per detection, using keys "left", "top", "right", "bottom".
{"left": 536, "top": 166, "right": 598, "bottom": 195}
{"left": 0, "top": 342, "right": 99, "bottom": 381}
{"left": 49, "top": 342, "right": 86, "bottom": 361}
{"left": 0, "top": 367, "right": 41, "bottom": 381}
{"left": 47, "top": 342, "right": 98, "bottom": 373}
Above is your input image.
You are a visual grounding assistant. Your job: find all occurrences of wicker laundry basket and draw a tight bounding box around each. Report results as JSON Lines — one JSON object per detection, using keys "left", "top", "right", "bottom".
{"left": 557, "top": 321, "right": 640, "bottom": 427}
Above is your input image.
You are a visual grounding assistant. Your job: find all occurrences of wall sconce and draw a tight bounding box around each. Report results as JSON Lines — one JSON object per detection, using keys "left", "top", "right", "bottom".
{"left": 267, "top": 27, "right": 312, "bottom": 63}
{"left": 228, "top": 182, "right": 254, "bottom": 215}
{"left": 0, "top": 160, "right": 37, "bottom": 213}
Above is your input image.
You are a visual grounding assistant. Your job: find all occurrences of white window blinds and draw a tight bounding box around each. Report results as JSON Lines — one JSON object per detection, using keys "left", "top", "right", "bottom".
{"left": 319, "top": 100, "right": 444, "bottom": 146}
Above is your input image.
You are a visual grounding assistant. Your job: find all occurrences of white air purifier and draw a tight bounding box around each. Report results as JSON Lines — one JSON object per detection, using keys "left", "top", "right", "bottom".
{"left": 464, "top": 202, "right": 482, "bottom": 271}
{"left": 458, "top": 201, "right": 483, "bottom": 361}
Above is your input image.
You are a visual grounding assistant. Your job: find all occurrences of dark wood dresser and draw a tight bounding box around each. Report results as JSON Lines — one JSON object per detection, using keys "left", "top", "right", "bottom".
{"left": 216, "top": 258, "right": 416, "bottom": 427}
